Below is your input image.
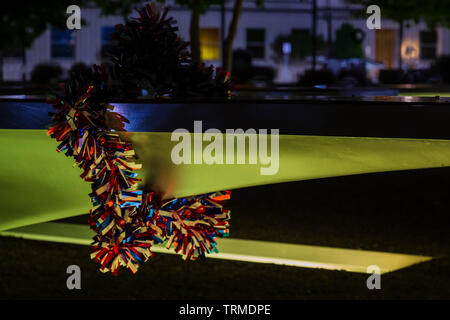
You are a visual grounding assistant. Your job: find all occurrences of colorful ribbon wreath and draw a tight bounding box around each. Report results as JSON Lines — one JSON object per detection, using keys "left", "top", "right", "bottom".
{"left": 46, "top": 4, "right": 231, "bottom": 275}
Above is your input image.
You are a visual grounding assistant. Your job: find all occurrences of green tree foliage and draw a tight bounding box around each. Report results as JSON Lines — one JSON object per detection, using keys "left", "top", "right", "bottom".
{"left": 158, "top": 0, "right": 263, "bottom": 68}
{"left": 0, "top": 0, "right": 144, "bottom": 52}
{"left": 332, "top": 23, "right": 363, "bottom": 59}
{"left": 346, "top": 0, "right": 450, "bottom": 27}
{"left": 172, "top": 0, "right": 223, "bottom": 12}
{"left": 0, "top": 0, "right": 146, "bottom": 82}
{"left": 156, "top": 0, "right": 223, "bottom": 62}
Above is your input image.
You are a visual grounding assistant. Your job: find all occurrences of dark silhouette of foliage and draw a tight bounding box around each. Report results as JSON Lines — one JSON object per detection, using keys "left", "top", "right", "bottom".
{"left": 57, "top": 3, "right": 231, "bottom": 100}
{"left": 31, "top": 63, "right": 62, "bottom": 84}
{"left": 332, "top": 23, "right": 364, "bottom": 59}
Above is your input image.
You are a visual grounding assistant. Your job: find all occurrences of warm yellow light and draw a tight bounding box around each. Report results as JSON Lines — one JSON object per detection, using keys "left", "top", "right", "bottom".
{"left": 402, "top": 40, "right": 419, "bottom": 60}
{"left": 200, "top": 28, "right": 220, "bottom": 61}
{"left": 201, "top": 45, "right": 220, "bottom": 60}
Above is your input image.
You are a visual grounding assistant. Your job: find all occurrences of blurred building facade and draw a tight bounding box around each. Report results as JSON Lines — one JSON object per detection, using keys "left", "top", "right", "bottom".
{"left": 3, "top": 0, "right": 450, "bottom": 83}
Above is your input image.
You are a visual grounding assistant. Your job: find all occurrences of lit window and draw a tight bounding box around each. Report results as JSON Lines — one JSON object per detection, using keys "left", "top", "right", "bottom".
{"left": 420, "top": 30, "right": 437, "bottom": 60}
{"left": 51, "top": 28, "right": 75, "bottom": 58}
{"left": 246, "top": 28, "right": 265, "bottom": 59}
{"left": 200, "top": 28, "right": 220, "bottom": 60}
{"left": 101, "top": 26, "right": 118, "bottom": 57}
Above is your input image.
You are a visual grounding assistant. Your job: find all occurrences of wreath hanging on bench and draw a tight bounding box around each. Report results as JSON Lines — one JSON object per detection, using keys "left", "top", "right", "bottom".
{"left": 46, "top": 3, "right": 232, "bottom": 275}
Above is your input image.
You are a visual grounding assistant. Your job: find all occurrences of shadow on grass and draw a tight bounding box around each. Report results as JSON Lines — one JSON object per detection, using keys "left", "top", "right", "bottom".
{"left": 3, "top": 168, "right": 450, "bottom": 299}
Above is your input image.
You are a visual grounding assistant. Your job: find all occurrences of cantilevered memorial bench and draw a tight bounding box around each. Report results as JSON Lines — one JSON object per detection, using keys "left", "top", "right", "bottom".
{"left": 1, "top": 95, "right": 449, "bottom": 273}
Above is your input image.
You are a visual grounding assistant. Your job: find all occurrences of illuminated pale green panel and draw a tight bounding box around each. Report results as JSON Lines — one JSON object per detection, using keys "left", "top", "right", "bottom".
{"left": 0, "top": 130, "right": 92, "bottom": 231}
{"left": 0, "top": 222, "right": 431, "bottom": 274}
{"left": 146, "top": 133, "right": 450, "bottom": 198}
{"left": 3, "top": 129, "right": 450, "bottom": 230}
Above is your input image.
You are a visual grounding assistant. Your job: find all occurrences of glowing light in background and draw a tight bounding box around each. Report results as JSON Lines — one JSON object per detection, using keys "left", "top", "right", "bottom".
{"left": 402, "top": 40, "right": 419, "bottom": 60}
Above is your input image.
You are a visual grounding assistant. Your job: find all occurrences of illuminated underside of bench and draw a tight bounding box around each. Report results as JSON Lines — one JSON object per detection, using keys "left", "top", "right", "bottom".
{"left": 0, "top": 222, "right": 431, "bottom": 274}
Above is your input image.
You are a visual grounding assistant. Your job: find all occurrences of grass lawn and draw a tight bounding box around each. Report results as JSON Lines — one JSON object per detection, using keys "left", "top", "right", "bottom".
{"left": 1, "top": 168, "right": 450, "bottom": 299}
{"left": 399, "top": 92, "right": 450, "bottom": 97}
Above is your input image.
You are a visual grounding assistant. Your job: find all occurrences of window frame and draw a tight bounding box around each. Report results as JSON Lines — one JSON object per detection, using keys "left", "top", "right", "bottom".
{"left": 50, "top": 27, "right": 76, "bottom": 59}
